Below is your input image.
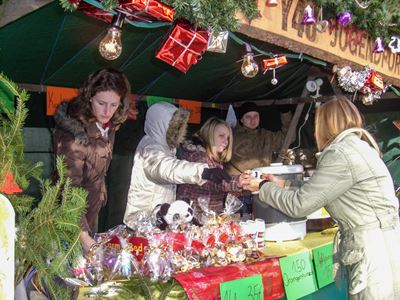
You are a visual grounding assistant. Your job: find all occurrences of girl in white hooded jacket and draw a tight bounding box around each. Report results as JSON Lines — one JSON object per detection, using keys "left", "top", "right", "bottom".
{"left": 124, "top": 102, "right": 231, "bottom": 229}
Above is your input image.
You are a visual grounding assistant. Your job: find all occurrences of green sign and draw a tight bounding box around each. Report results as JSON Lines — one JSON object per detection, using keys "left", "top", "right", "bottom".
{"left": 313, "top": 242, "right": 334, "bottom": 288}
{"left": 279, "top": 251, "right": 318, "bottom": 300}
{"left": 220, "top": 274, "right": 264, "bottom": 300}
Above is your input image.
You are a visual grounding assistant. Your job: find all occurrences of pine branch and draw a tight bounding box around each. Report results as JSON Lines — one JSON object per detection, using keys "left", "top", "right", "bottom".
{"left": 15, "top": 156, "right": 87, "bottom": 299}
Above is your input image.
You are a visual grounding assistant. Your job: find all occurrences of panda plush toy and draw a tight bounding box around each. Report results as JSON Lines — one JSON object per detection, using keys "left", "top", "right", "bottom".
{"left": 154, "top": 199, "right": 201, "bottom": 230}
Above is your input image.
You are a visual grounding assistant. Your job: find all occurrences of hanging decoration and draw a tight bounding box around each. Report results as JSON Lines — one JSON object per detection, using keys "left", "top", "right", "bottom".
{"left": 354, "top": 0, "right": 370, "bottom": 9}
{"left": 155, "top": 22, "right": 210, "bottom": 73}
{"left": 240, "top": 43, "right": 259, "bottom": 78}
{"left": 207, "top": 30, "right": 229, "bottom": 53}
{"left": 337, "top": 11, "right": 352, "bottom": 27}
{"left": 373, "top": 37, "right": 384, "bottom": 53}
{"left": 117, "top": 0, "right": 174, "bottom": 22}
{"left": 315, "top": 7, "right": 329, "bottom": 33}
{"left": 302, "top": 5, "right": 316, "bottom": 25}
{"left": 78, "top": 0, "right": 174, "bottom": 23}
{"left": 99, "top": 12, "right": 125, "bottom": 60}
{"left": 388, "top": 36, "right": 400, "bottom": 53}
{"left": 261, "top": 55, "right": 288, "bottom": 85}
{"left": 0, "top": 170, "right": 22, "bottom": 195}
{"left": 335, "top": 65, "right": 387, "bottom": 105}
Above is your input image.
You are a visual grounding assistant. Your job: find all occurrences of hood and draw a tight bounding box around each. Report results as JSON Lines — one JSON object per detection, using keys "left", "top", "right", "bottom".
{"left": 54, "top": 101, "right": 89, "bottom": 145}
{"left": 144, "top": 102, "right": 189, "bottom": 149}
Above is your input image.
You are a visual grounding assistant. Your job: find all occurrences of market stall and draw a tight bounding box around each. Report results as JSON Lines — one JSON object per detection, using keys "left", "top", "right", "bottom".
{"left": 1, "top": 0, "right": 399, "bottom": 299}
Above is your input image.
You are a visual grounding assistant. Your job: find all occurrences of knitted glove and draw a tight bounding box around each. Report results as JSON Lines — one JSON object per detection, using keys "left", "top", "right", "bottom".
{"left": 201, "top": 168, "right": 231, "bottom": 184}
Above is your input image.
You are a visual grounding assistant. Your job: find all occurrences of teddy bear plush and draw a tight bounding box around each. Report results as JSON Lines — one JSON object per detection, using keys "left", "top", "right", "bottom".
{"left": 154, "top": 199, "right": 201, "bottom": 230}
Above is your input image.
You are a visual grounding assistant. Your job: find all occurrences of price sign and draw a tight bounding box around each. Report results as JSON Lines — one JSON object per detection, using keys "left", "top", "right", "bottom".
{"left": 220, "top": 274, "right": 264, "bottom": 300}
{"left": 313, "top": 242, "right": 334, "bottom": 288}
{"left": 279, "top": 251, "right": 318, "bottom": 300}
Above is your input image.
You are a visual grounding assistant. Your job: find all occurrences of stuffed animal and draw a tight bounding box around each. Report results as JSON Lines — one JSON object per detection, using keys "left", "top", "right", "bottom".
{"left": 154, "top": 199, "right": 201, "bottom": 230}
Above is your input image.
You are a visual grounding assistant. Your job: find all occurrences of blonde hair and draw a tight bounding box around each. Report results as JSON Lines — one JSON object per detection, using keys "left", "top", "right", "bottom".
{"left": 315, "top": 97, "right": 364, "bottom": 151}
{"left": 194, "top": 117, "right": 233, "bottom": 162}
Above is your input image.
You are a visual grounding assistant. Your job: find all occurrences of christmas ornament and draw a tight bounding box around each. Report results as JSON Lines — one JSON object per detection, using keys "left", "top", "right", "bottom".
{"left": 388, "top": 36, "right": 400, "bottom": 53}
{"left": 241, "top": 43, "right": 259, "bottom": 78}
{"left": 156, "top": 22, "right": 209, "bottom": 73}
{"left": 337, "top": 11, "right": 352, "bottom": 27}
{"left": 373, "top": 37, "right": 384, "bottom": 53}
{"left": 118, "top": 0, "right": 174, "bottom": 23}
{"left": 354, "top": 0, "right": 370, "bottom": 9}
{"left": 99, "top": 13, "right": 125, "bottom": 60}
{"left": 261, "top": 55, "right": 287, "bottom": 85}
{"left": 335, "top": 66, "right": 387, "bottom": 106}
{"left": 315, "top": 8, "right": 329, "bottom": 33}
{"left": 361, "top": 93, "right": 374, "bottom": 105}
{"left": 266, "top": 0, "right": 278, "bottom": 7}
{"left": 207, "top": 30, "right": 229, "bottom": 53}
{"left": 316, "top": 20, "right": 329, "bottom": 33}
{"left": 270, "top": 69, "right": 278, "bottom": 85}
{"left": 302, "top": 5, "right": 316, "bottom": 25}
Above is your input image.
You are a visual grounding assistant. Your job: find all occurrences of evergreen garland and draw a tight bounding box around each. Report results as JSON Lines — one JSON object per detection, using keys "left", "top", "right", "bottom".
{"left": 59, "top": 0, "right": 259, "bottom": 31}
{"left": 1, "top": 73, "right": 87, "bottom": 299}
{"left": 163, "top": 0, "right": 259, "bottom": 31}
{"left": 313, "top": 0, "right": 400, "bottom": 42}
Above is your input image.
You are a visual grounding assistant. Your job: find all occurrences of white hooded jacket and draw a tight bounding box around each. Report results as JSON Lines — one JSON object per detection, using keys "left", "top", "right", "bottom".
{"left": 124, "top": 102, "right": 207, "bottom": 228}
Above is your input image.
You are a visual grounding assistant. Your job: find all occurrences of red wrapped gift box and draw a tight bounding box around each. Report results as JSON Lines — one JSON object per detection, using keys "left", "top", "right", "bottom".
{"left": 78, "top": 0, "right": 173, "bottom": 24}
{"left": 78, "top": 1, "right": 113, "bottom": 23}
{"left": 156, "top": 22, "right": 210, "bottom": 73}
{"left": 364, "top": 69, "right": 384, "bottom": 92}
{"left": 262, "top": 55, "right": 288, "bottom": 71}
{"left": 119, "top": 0, "right": 173, "bottom": 22}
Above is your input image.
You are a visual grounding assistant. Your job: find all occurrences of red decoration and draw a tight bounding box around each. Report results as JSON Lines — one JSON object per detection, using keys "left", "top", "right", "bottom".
{"left": 0, "top": 170, "right": 23, "bottom": 195}
{"left": 118, "top": 0, "right": 173, "bottom": 22}
{"left": 78, "top": 0, "right": 174, "bottom": 24}
{"left": 261, "top": 55, "right": 288, "bottom": 71}
{"left": 364, "top": 70, "right": 384, "bottom": 91}
{"left": 156, "top": 22, "right": 210, "bottom": 73}
{"left": 105, "top": 235, "right": 149, "bottom": 261}
{"left": 78, "top": 1, "right": 113, "bottom": 23}
{"left": 174, "top": 258, "right": 285, "bottom": 300}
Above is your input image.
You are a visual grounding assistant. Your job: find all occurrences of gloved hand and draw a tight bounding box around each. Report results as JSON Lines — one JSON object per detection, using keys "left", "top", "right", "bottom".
{"left": 201, "top": 168, "right": 231, "bottom": 184}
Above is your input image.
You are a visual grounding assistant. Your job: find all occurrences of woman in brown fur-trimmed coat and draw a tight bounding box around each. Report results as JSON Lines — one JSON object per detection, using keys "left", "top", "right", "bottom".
{"left": 54, "top": 68, "right": 130, "bottom": 253}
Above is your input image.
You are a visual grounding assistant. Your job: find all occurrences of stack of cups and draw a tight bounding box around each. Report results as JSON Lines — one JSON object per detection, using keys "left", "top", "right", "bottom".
{"left": 254, "top": 218, "right": 266, "bottom": 249}
{"left": 239, "top": 219, "right": 266, "bottom": 249}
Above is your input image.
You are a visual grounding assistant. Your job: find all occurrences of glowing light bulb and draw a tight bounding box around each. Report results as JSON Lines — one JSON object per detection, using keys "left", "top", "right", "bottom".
{"left": 241, "top": 53, "right": 259, "bottom": 78}
{"left": 99, "top": 27, "right": 122, "bottom": 60}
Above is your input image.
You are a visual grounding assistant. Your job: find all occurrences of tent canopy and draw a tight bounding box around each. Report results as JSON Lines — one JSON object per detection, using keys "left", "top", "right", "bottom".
{"left": 0, "top": 2, "right": 328, "bottom": 103}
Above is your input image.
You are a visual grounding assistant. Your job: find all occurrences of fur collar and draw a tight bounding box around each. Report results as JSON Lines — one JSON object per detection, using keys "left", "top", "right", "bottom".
{"left": 54, "top": 101, "right": 89, "bottom": 145}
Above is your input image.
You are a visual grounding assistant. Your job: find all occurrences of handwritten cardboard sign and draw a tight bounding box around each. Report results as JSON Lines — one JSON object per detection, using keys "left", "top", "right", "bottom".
{"left": 279, "top": 251, "right": 318, "bottom": 300}
{"left": 313, "top": 242, "right": 334, "bottom": 288}
{"left": 220, "top": 274, "right": 264, "bottom": 300}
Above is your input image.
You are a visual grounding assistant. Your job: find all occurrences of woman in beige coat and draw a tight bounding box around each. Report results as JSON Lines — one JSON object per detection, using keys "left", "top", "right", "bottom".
{"left": 246, "top": 97, "right": 400, "bottom": 299}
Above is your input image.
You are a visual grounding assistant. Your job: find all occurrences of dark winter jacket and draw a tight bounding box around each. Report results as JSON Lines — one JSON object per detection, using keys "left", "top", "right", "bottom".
{"left": 54, "top": 101, "right": 115, "bottom": 233}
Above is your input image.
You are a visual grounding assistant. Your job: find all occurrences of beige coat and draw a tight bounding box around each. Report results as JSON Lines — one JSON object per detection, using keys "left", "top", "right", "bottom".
{"left": 124, "top": 102, "right": 207, "bottom": 229}
{"left": 226, "top": 112, "right": 292, "bottom": 175}
{"left": 259, "top": 129, "right": 400, "bottom": 299}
